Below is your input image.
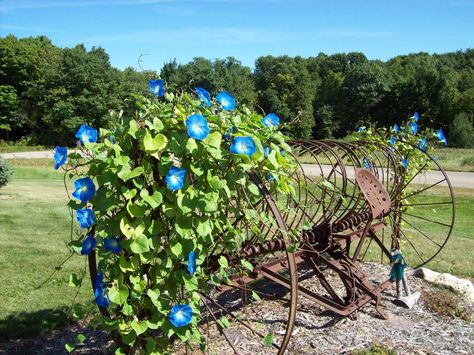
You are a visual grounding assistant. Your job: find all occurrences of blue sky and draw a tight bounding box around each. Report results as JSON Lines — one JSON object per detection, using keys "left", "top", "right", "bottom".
{"left": 1, "top": 0, "right": 473, "bottom": 71}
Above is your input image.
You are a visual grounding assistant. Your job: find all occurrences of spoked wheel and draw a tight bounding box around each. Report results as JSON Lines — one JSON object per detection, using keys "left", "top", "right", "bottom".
{"left": 358, "top": 146, "right": 455, "bottom": 269}
{"left": 198, "top": 173, "right": 298, "bottom": 354}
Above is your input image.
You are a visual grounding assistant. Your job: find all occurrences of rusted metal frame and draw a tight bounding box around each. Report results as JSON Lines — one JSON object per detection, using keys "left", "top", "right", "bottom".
{"left": 259, "top": 264, "right": 390, "bottom": 317}
{"left": 316, "top": 141, "right": 354, "bottom": 222}
{"left": 309, "top": 249, "right": 388, "bottom": 315}
{"left": 290, "top": 140, "right": 342, "bottom": 227}
{"left": 350, "top": 216, "right": 373, "bottom": 262}
{"left": 365, "top": 228, "right": 392, "bottom": 261}
{"left": 247, "top": 172, "right": 298, "bottom": 355}
{"left": 326, "top": 141, "right": 368, "bottom": 222}
{"left": 296, "top": 140, "right": 350, "bottom": 225}
{"left": 301, "top": 252, "right": 344, "bottom": 304}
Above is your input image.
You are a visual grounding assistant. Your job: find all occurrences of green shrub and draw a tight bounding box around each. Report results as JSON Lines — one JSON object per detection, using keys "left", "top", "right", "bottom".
{"left": 0, "top": 157, "right": 12, "bottom": 188}
{"left": 59, "top": 85, "right": 298, "bottom": 353}
{"left": 449, "top": 112, "right": 474, "bottom": 148}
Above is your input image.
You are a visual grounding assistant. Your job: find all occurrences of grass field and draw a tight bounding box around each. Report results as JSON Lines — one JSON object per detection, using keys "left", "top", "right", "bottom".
{"left": 0, "top": 161, "right": 92, "bottom": 342}
{"left": 0, "top": 159, "right": 473, "bottom": 342}
{"left": 0, "top": 144, "right": 48, "bottom": 154}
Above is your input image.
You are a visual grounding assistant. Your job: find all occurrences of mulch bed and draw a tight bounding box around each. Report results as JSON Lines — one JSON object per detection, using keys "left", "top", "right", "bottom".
{"left": 1, "top": 262, "right": 472, "bottom": 355}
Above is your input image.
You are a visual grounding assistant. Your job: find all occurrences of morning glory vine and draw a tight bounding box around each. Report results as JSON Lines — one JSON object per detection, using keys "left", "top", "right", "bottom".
{"left": 51, "top": 80, "right": 298, "bottom": 354}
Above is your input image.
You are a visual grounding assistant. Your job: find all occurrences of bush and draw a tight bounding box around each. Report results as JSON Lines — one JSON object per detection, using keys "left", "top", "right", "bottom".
{"left": 0, "top": 157, "right": 12, "bottom": 188}
{"left": 448, "top": 112, "right": 474, "bottom": 148}
{"left": 59, "top": 84, "right": 298, "bottom": 353}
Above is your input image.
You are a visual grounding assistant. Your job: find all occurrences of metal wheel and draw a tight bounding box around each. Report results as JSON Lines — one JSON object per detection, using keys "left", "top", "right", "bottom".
{"left": 198, "top": 173, "right": 298, "bottom": 354}
{"left": 358, "top": 146, "right": 455, "bottom": 269}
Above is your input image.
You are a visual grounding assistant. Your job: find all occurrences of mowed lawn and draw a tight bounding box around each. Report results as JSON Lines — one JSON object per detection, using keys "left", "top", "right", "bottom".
{"left": 0, "top": 160, "right": 473, "bottom": 342}
{"left": 0, "top": 163, "right": 92, "bottom": 341}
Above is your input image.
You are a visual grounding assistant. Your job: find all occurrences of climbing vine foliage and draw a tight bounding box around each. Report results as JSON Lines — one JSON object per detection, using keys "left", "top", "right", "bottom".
{"left": 356, "top": 112, "right": 447, "bottom": 186}
{"left": 56, "top": 84, "right": 298, "bottom": 353}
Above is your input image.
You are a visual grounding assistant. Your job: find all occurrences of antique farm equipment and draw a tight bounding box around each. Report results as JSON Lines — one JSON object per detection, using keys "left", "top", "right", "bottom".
{"left": 88, "top": 139, "right": 455, "bottom": 354}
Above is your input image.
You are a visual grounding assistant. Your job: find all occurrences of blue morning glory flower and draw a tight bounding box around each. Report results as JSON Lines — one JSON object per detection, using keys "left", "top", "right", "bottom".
{"left": 72, "top": 177, "right": 96, "bottom": 203}
{"left": 169, "top": 304, "right": 193, "bottom": 328}
{"left": 266, "top": 173, "right": 275, "bottom": 182}
{"left": 104, "top": 237, "right": 121, "bottom": 254}
{"left": 216, "top": 91, "right": 236, "bottom": 111}
{"left": 53, "top": 146, "right": 67, "bottom": 170}
{"left": 393, "top": 124, "right": 400, "bottom": 133}
{"left": 94, "top": 273, "right": 109, "bottom": 308}
{"left": 401, "top": 158, "right": 408, "bottom": 169}
{"left": 389, "top": 137, "right": 396, "bottom": 145}
{"left": 435, "top": 129, "right": 447, "bottom": 145}
{"left": 81, "top": 234, "right": 96, "bottom": 255}
{"left": 409, "top": 122, "right": 418, "bottom": 134}
{"left": 75, "top": 124, "right": 98, "bottom": 144}
{"left": 149, "top": 79, "right": 164, "bottom": 97}
{"left": 230, "top": 136, "right": 256, "bottom": 157}
{"left": 94, "top": 271, "right": 105, "bottom": 289}
{"left": 188, "top": 251, "right": 197, "bottom": 275}
{"left": 109, "top": 135, "right": 116, "bottom": 144}
{"left": 418, "top": 138, "right": 428, "bottom": 151}
{"left": 186, "top": 114, "right": 210, "bottom": 141}
{"left": 262, "top": 113, "right": 280, "bottom": 128}
{"left": 195, "top": 87, "right": 211, "bottom": 107}
{"left": 263, "top": 147, "right": 271, "bottom": 158}
{"left": 76, "top": 208, "right": 95, "bottom": 229}
{"left": 412, "top": 112, "right": 419, "bottom": 122}
{"left": 95, "top": 285, "right": 109, "bottom": 308}
{"left": 165, "top": 166, "right": 186, "bottom": 191}
{"left": 363, "top": 157, "right": 370, "bottom": 169}
{"left": 358, "top": 126, "right": 366, "bottom": 133}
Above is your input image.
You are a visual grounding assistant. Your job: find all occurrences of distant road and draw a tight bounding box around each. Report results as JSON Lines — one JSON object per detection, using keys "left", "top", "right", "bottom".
{"left": 2, "top": 151, "right": 473, "bottom": 189}
{"left": 301, "top": 164, "right": 473, "bottom": 189}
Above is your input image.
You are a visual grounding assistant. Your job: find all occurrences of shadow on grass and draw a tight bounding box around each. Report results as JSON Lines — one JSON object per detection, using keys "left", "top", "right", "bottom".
{"left": 0, "top": 307, "right": 69, "bottom": 343}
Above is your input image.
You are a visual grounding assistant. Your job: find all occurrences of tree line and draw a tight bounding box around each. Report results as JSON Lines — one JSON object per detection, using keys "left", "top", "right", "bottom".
{"left": 1, "top": 34, "right": 473, "bottom": 147}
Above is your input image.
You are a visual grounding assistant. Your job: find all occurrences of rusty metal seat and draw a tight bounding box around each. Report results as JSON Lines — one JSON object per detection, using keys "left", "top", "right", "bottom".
{"left": 331, "top": 168, "right": 392, "bottom": 261}
{"left": 356, "top": 168, "right": 392, "bottom": 219}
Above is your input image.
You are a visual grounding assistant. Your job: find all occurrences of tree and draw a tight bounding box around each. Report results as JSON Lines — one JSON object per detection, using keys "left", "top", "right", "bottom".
{"left": 255, "top": 56, "right": 314, "bottom": 138}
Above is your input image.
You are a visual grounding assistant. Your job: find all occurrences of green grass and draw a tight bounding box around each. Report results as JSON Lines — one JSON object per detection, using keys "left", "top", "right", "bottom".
{"left": 429, "top": 147, "right": 474, "bottom": 172}
{"left": 0, "top": 164, "right": 92, "bottom": 342}
{"left": 358, "top": 187, "right": 474, "bottom": 277}
{"left": 0, "top": 143, "right": 48, "bottom": 153}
